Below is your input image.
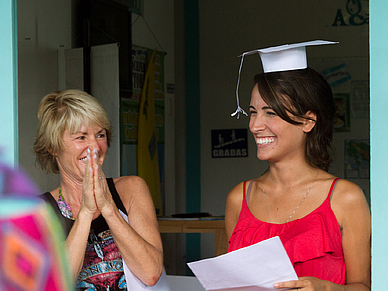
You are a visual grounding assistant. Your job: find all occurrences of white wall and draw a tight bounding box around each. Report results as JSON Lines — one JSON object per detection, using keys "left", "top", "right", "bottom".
{"left": 18, "top": 0, "right": 72, "bottom": 192}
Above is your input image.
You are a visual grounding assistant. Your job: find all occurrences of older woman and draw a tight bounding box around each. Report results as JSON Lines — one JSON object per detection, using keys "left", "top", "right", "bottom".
{"left": 34, "top": 90, "right": 163, "bottom": 290}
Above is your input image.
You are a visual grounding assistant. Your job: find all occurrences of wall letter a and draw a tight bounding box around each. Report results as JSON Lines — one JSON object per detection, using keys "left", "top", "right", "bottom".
{"left": 332, "top": 9, "right": 348, "bottom": 26}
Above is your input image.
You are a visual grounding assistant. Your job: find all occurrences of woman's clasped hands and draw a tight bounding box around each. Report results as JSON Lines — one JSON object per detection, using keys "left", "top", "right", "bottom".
{"left": 81, "top": 147, "right": 114, "bottom": 218}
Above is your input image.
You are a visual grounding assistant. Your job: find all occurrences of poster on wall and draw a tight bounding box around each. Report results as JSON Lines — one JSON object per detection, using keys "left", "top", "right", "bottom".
{"left": 121, "top": 45, "right": 165, "bottom": 176}
{"left": 350, "top": 80, "right": 369, "bottom": 118}
{"left": 121, "top": 45, "right": 165, "bottom": 145}
{"left": 322, "top": 63, "right": 351, "bottom": 87}
{"left": 344, "top": 139, "right": 370, "bottom": 179}
{"left": 211, "top": 129, "right": 248, "bottom": 158}
{"left": 334, "top": 93, "right": 350, "bottom": 132}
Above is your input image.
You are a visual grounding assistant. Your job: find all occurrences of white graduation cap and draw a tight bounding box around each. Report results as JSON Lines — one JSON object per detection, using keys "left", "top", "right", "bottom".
{"left": 231, "top": 40, "right": 338, "bottom": 119}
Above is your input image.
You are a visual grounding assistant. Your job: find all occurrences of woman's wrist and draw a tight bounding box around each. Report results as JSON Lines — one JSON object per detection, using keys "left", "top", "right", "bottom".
{"left": 77, "top": 206, "right": 95, "bottom": 222}
{"left": 100, "top": 202, "right": 118, "bottom": 218}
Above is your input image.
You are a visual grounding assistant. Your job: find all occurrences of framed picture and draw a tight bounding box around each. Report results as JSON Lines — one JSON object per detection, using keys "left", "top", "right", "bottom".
{"left": 350, "top": 80, "right": 370, "bottom": 118}
{"left": 344, "top": 139, "right": 370, "bottom": 179}
{"left": 334, "top": 93, "right": 351, "bottom": 132}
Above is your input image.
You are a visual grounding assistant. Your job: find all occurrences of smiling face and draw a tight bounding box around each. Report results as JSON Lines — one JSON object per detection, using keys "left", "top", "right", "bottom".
{"left": 55, "top": 122, "right": 108, "bottom": 182}
{"left": 249, "top": 84, "right": 310, "bottom": 163}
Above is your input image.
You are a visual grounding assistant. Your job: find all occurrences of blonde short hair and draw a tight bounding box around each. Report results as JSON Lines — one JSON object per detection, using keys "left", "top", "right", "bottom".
{"left": 33, "top": 90, "right": 112, "bottom": 174}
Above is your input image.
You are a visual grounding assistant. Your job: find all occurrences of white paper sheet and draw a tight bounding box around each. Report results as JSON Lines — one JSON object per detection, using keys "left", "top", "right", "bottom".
{"left": 187, "top": 236, "right": 298, "bottom": 291}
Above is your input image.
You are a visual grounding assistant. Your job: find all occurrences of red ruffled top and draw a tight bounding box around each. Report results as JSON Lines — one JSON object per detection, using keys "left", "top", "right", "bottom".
{"left": 228, "top": 178, "right": 345, "bottom": 285}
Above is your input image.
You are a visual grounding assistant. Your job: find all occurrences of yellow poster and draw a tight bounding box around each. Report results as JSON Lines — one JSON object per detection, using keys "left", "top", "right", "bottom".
{"left": 137, "top": 49, "right": 162, "bottom": 215}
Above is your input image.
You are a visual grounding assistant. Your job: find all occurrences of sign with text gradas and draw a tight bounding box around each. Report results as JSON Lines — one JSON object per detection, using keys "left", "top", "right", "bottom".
{"left": 211, "top": 129, "right": 248, "bottom": 158}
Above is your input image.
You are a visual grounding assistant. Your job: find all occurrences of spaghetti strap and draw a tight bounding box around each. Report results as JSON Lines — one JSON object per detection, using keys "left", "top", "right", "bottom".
{"left": 243, "top": 181, "right": 247, "bottom": 199}
{"left": 246, "top": 180, "right": 255, "bottom": 204}
{"left": 328, "top": 178, "right": 341, "bottom": 200}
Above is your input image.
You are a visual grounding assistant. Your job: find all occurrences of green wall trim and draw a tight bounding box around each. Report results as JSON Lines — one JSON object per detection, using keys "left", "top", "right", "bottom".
{"left": 184, "top": 0, "right": 201, "bottom": 274}
{"left": 370, "top": 0, "right": 388, "bottom": 288}
{"left": 0, "top": 0, "right": 18, "bottom": 167}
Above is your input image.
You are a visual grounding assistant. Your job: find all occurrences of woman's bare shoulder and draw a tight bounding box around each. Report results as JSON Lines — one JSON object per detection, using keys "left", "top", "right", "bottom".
{"left": 332, "top": 178, "right": 367, "bottom": 204}
{"left": 330, "top": 178, "right": 370, "bottom": 225}
{"left": 227, "top": 180, "right": 249, "bottom": 202}
{"left": 113, "top": 175, "right": 147, "bottom": 189}
{"left": 112, "top": 176, "right": 151, "bottom": 206}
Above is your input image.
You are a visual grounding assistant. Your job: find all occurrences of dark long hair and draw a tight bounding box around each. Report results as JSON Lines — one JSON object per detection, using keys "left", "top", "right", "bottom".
{"left": 254, "top": 67, "right": 335, "bottom": 171}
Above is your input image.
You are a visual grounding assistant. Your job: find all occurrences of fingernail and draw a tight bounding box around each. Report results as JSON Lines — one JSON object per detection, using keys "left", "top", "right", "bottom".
{"left": 87, "top": 148, "right": 90, "bottom": 154}
{"left": 94, "top": 148, "right": 98, "bottom": 154}
{"left": 94, "top": 153, "right": 97, "bottom": 159}
{"left": 273, "top": 283, "right": 279, "bottom": 288}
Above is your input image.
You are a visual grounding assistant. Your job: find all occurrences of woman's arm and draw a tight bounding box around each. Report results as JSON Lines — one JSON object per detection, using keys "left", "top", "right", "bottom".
{"left": 225, "top": 182, "right": 245, "bottom": 241}
{"left": 64, "top": 210, "right": 94, "bottom": 279}
{"left": 98, "top": 175, "right": 163, "bottom": 286}
{"left": 333, "top": 180, "right": 371, "bottom": 290}
{"left": 89, "top": 149, "right": 163, "bottom": 286}
{"left": 64, "top": 155, "right": 97, "bottom": 279}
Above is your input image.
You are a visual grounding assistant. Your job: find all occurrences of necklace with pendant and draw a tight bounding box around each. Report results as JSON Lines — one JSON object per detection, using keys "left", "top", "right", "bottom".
{"left": 262, "top": 170, "right": 320, "bottom": 223}
{"left": 58, "top": 187, "right": 75, "bottom": 220}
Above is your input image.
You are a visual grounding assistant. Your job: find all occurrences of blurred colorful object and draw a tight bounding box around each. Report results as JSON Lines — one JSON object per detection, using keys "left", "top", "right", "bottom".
{"left": 0, "top": 162, "right": 73, "bottom": 291}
